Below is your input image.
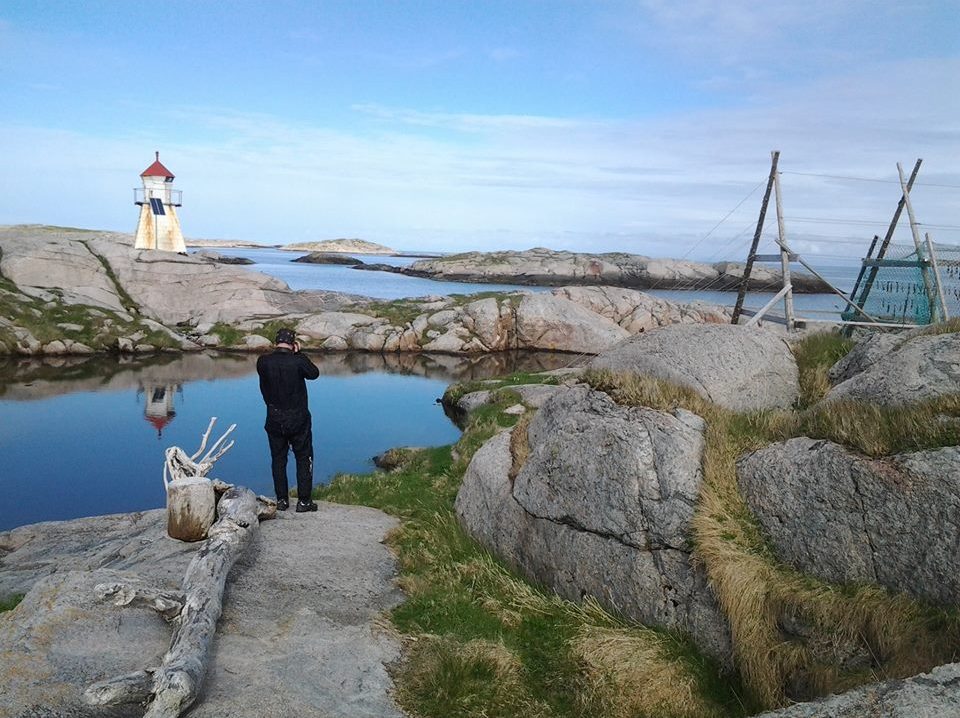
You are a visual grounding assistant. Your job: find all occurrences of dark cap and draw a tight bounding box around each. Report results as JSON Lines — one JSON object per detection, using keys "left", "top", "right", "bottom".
{"left": 275, "top": 328, "right": 296, "bottom": 345}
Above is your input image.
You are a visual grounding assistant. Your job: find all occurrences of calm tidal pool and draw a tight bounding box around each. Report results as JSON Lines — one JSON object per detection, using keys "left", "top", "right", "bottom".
{"left": 0, "top": 350, "right": 572, "bottom": 531}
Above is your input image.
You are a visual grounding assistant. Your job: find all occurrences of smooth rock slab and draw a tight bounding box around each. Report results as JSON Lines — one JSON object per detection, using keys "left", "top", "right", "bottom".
{"left": 590, "top": 323, "right": 799, "bottom": 411}
{"left": 738, "top": 438, "right": 960, "bottom": 606}
{"left": 0, "top": 504, "right": 406, "bottom": 718}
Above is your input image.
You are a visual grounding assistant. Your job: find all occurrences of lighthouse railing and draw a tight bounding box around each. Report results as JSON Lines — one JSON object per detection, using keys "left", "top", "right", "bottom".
{"left": 134, "top": 188, "right": 182, "bottom": 207}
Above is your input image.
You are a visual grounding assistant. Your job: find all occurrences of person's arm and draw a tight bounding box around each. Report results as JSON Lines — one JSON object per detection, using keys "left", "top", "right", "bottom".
{"left": 256, "top": 355, "right": 270, "bottom": 400}
{"left": 297, "top": 348, "right": 320, "bottom": 380}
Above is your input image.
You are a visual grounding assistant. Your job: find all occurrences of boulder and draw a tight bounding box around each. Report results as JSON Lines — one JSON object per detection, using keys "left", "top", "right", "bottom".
{"left": 515, "top": 294, "right": 630, "bottom": 353}
{"left": 824, "top": 330, "right": 960, "bottom": 406}
{"left": 590, "top": 323, "right": 799, "bottom": 411}
{"left": 827, "top": 331, "right": 902, "bottom": 384}
{"left": 297, "top": 312, "right": 385, "bottom": 343}
{"left": 455, "top": 386, "right": 731, "bottom": 660}
{"left": 737, "top": 438, "right": 960, "bottom": 605}
{"left": 755, "top": 661, "right": 960, "bottom": 717}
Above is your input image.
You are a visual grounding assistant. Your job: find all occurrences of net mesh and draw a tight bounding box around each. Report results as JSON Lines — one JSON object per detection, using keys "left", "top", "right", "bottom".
{"left": 843, "top": 242, "right": 960, "bottom": 325}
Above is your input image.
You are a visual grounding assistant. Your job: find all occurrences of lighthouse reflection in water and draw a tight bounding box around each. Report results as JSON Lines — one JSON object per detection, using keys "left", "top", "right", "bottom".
{"left": 139, "top": 383, "right": 183, "bottom": 438}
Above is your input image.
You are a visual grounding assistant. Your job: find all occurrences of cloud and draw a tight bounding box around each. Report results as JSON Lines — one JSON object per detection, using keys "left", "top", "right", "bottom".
{"left": 0, "top": 57, "right": 956, "bottom": 260}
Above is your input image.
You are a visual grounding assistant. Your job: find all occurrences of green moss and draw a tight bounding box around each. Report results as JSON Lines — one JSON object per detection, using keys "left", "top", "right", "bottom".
{"left": 210, "top": 322, "right": 244, "bottom": 347}
{"left": 79, "top": 241, "right": 140, "bottom": 315}
{"left": 0, "top": 594, "right": 23, "bottom": 613}
{"left": 352, "top": 299, "right": 425, "bottom": 327}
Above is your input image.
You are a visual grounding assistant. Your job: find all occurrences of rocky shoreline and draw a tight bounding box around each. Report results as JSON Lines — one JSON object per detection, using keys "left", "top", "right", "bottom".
{"left": 356, "top": 247, "right": 832, "bottom": 293}
{"left": 0, "top": 226, "right": 733, "bottom": 358}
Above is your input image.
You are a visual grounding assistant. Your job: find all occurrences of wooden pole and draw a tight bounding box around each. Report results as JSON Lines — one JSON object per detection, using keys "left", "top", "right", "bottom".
{"left": 732, "top": 150, "right": 779, "bottom": 324}
{"left": 925, "top": 232, "right": 950, "bottom": 321}
{"left": 855, "top": 160, "right": 921, "bottom": 310}
{"left": 898, "top": 162, "right": 938, "bottom": 322}
{"left": 773, "top": 166, "right": 794, "bottom": 330}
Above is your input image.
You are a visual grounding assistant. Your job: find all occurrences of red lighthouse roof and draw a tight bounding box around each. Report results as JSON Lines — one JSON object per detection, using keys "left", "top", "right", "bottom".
{"left": 141, "top": 151, "right": 174, "bottom": 179}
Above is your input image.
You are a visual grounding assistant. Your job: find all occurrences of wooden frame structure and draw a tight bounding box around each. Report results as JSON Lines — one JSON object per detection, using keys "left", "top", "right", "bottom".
{"left": 732, "top": 153, "right": 951, "bottom": 331}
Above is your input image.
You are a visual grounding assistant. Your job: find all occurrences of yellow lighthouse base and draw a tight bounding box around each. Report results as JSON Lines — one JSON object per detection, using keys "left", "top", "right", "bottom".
{"left": 134, "top": 203, "right": 186, "bottom": 253}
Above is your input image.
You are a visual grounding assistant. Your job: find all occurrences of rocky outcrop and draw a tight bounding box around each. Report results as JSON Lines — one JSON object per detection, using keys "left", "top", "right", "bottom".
{"left": 399, "top": 247, "right": 831, "bottom": 292}
{"left": 294, "top": 288, "right": 727, "bottom": 355}
{"left": 0, "top": 505, "right": 406, "bottom": 718}
{"left": 191, "top": 249, "right": 255, "bottom": 265}
{"left": 738, "top": 437, "right": 960, "bottom": 606}
{"left": 455, "top": 386, "right": 731, "bottom": 660}
{"left": 755, "top": 661, "right": 960, "bottom": 717}
{"left": 0, "top": 227, "right": 736, "bottom": 357}
{"left": 824, "top": 329, "right": 960, "bottom": 405}
{"left": 590, "top": 323, "right": 799, "bottom": 411}
{"left": 85, "top": 235, "right": 322, "bottom": 325}
{"left": 553, "top": 286, "right": 731, "bottom": 332}
{"left": 292, "top": 252, "right": 365, "bottom": 265}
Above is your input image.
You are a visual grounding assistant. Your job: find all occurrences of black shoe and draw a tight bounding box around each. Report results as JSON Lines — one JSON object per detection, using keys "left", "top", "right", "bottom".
{"left": 295, "top": 500, "right": 318, "bottom": 513}
{"left": 276, "top": 498, "right": 290, "bottom": 511}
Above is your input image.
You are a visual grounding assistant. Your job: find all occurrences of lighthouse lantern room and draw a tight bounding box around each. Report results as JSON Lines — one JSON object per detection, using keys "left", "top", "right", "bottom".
{"left": 134, "top": 152, "right": 186, "bottom": 253}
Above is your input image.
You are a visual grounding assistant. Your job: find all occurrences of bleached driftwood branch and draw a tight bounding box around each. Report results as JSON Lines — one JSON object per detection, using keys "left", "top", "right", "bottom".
{"left": 83, "top": 487, "right": 276, "bottom": 716}
{"left": 162, "top": 416, "right": 236, "bottom": 491}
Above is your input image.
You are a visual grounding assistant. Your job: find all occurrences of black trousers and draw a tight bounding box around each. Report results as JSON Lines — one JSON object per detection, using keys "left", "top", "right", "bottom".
{"left": 265, "top": 408, "right": 314, "bottom": 502}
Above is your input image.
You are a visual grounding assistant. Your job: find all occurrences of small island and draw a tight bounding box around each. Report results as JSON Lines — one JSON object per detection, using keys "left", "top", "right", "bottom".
{"left": 285, "top": 238, "right": 398, "bottom": 255}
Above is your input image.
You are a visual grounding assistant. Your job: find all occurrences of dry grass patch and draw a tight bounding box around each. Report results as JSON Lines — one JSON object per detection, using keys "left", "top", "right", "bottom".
{"left": 508, "top": 411, "right": 532, "bottom": 482}
{"left": 573, "top": 626, "right": 729, "bottom": 718}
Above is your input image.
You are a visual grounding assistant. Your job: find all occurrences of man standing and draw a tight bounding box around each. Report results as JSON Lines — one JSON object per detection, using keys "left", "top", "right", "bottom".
{"left": 256, "top": 328, "right": 320, "bottom": 512}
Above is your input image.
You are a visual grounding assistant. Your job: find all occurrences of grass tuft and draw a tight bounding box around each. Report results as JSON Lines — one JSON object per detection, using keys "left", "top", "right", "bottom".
{"left": 789, "top": 331, "right": 854, "bottom": 407}
{"left": 573, "top": 626, "right": 733, "bottom": 718}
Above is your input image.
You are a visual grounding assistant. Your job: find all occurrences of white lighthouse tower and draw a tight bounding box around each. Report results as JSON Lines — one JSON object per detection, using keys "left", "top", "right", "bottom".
{"left": 134, "top": 152, "right": 186, "bottom": 253}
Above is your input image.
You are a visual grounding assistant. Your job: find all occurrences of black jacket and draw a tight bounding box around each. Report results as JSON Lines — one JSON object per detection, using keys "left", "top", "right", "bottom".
{"left": 256, "top": 349, "right": 320, "bottom": 416}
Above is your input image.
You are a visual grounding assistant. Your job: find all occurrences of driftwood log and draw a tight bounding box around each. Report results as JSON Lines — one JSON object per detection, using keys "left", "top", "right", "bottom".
{"left": 82, "top": 486, "right": 276, "bottom": 716}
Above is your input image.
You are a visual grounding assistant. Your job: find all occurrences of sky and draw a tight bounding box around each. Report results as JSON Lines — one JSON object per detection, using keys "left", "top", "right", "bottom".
{"left": 0, "top": 0, "right": 957, "bottom": 259}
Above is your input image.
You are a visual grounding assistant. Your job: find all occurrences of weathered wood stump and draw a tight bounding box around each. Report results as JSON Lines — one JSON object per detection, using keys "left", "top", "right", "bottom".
{"left": 163, "top": 417, "right": 235, "bottom": 542}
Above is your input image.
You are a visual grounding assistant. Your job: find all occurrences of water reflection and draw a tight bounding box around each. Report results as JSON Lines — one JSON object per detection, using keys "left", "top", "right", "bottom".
{"left": 139, "top": 383, "right": 182, "bottom": 438}
{"left": 0, "top": 350, "right": 577, "bottom": 402}
{"left": 0, "top": 350, "right": 578, "bottom": 531}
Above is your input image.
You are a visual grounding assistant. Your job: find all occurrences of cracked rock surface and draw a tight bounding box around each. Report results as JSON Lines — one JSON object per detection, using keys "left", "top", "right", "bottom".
{"left": 738, "top": 437, "right": 960, "bottom": 605}
{"left": 454, "top": 386, "right": 731, "bottom": 661}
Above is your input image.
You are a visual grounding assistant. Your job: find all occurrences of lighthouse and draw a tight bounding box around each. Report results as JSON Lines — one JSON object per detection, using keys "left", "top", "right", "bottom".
{"left": 134, "top": 151, "right": 186, "bottom": 253}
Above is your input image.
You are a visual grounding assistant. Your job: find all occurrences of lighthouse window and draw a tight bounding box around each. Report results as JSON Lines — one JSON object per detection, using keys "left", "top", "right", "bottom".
{"left": 149, "top": 198, "right": 166, "bottom": 215}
